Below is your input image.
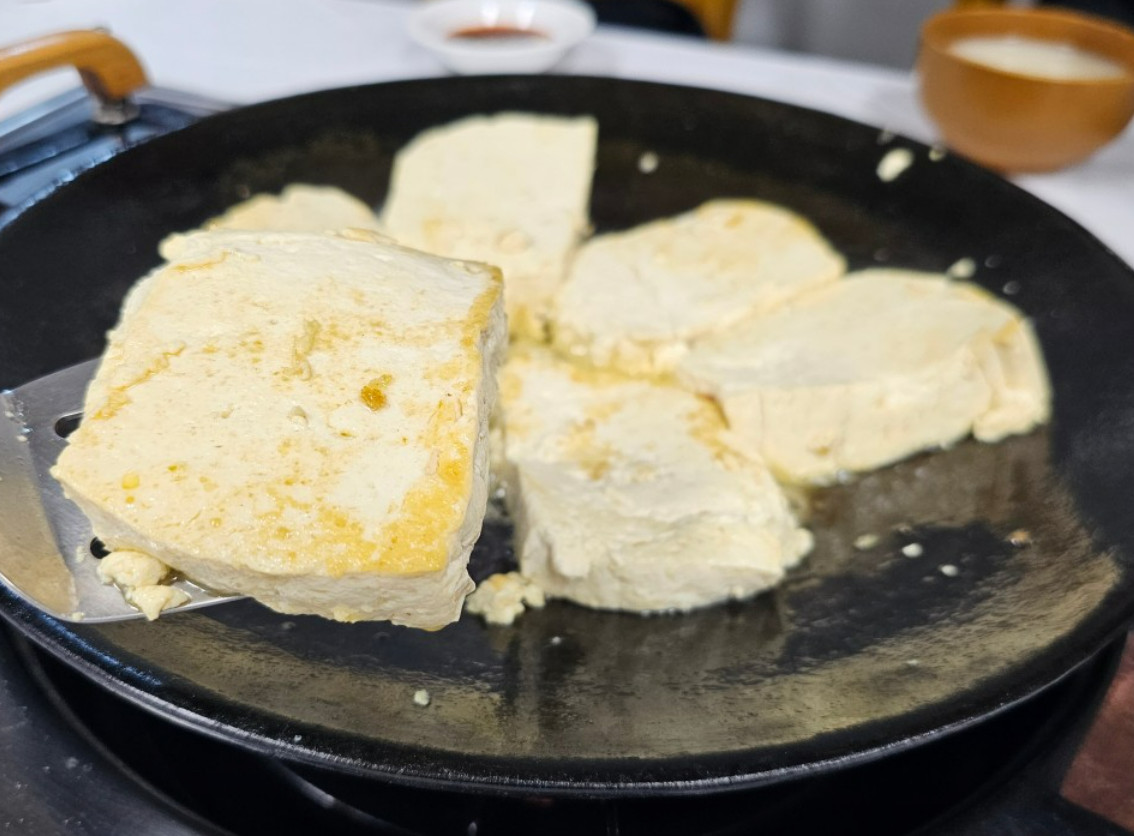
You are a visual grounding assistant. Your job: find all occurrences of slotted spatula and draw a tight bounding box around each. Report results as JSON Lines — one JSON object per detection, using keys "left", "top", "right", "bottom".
{"left": 0, "top": 361, "right": 243, "bottom": 623}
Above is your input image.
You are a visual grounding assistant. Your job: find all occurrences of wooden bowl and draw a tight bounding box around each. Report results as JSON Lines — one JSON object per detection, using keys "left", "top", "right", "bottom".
{"left": 917, "top": 7, "right": 1134, "bottom": 172}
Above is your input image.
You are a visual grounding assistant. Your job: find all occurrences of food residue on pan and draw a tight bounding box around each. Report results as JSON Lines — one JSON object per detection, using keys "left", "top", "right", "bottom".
{"left": 877, "top": 147, "right": 914, "bottom": 182}
{"left": 947, "top": 257, "right": 976, "bottom": 279}
{"left": 1008, "top": 528, "right": 1033, "bottom": 547}
{"left": 465, "top": 571, "right": 546, "bottom": 625}
{"left": 853, "top": 533, "right": 881, "bottom": 551}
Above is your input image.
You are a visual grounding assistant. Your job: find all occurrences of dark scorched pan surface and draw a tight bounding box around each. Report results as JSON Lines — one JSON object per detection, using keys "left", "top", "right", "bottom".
{"left": 0, "top": 76, "right": 1132, "bottom": 795}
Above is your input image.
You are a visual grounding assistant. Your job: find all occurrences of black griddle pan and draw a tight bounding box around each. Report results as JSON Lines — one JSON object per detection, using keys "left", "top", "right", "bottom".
{"left": 1, "top": 76, "right": 1132, "bottom": 795}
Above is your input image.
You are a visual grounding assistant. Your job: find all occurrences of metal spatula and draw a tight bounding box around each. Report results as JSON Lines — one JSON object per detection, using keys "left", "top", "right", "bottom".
{"left": 0, "top": 361, "right": 243, "bottom": 623}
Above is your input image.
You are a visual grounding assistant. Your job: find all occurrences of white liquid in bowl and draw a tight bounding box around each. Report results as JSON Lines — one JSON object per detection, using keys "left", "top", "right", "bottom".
{"left": 948, "top": 34, "right": 1129, "bottom": 81}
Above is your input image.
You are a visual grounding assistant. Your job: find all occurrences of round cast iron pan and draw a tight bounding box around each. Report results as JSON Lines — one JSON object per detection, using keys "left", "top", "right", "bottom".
{"left": 0, "top": 76, "right": 1132, "bottom": 796}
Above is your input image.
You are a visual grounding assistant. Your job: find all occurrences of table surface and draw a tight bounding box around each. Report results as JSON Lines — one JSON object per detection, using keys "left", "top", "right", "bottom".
{"left": 2, "top": 0, "right": 1132, "bottom": 265}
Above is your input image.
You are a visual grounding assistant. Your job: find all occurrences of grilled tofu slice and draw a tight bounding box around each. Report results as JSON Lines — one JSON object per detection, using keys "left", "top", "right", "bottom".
{"left": 53, "top": 228, "right": 505, "bottom": 629}
{"left": 551, "top": 199, "right": 845, "bottom": 376}
{"left": 678, "top": 269, "right": 1050, "bottom": 485}
{"left": 204, "top": 184, "right": 382, "bottom": 232}
{"left": 381, "top": 113, "right": 597, "bottom": 340}
{"left": 496, "top": 345, "right": 812, "bottom": 612}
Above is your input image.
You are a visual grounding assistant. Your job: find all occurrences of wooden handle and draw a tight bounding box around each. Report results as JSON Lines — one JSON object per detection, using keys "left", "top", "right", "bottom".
{"left": 0, "top": 30, "right": 147, "bottom": 123}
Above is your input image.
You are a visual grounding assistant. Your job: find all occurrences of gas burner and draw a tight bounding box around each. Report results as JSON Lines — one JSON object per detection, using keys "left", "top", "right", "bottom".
{"left": 5, "top": 624, "right": 1128, "bottom": 835}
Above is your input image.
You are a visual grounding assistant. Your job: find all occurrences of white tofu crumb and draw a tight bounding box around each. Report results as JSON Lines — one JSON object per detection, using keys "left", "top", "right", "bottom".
{"left": 1008, "top": 528, "right": 1033, "bottom": 547}
{"left": 877, "top": 148, "right": 914, "bottom": 182}
{"left": 293, "top": 734, "right": 303, "bottom": 743}
{"left": 907, "top": 659, "right": 921, "bottom": 667}
{"left": 127, "top": 585, "right": 191, "bottom": 620}
{"left": 95, "top": 545, "right": 185, "bottom": 622}
{"left": 637, "top": 151, "right": 660, "bottom": 173}
{"left": 946, "top": 257, "right": 976, "bottom": 280}
{"left": 901, "top": 543, "right": 924, "bottom": 558}
{"left": 853, "top": 533, "right": 880, "bottom": 550}
{"left": 928, "top": 146, "right": 947, "bottom": 162}
{"left": 939, "top": 564, "right": 960, "bottom": 577}
{"left": 413, "top": 689, "right": 431, "bottom": 707}
{"left": 97, "top": 550, "right": 170, "bottom": 588}
{"left": 465, "top": 572, "right": 546, "bottom": 626}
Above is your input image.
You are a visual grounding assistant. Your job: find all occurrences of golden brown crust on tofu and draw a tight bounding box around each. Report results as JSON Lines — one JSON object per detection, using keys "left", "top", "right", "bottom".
{"left": 52, "top": 229, "right": 506, "bottom": 629}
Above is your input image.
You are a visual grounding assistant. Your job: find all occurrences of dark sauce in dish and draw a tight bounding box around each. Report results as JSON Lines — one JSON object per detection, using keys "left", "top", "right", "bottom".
{"left": 449, "top": 25, "right": 548, "bottom": 41}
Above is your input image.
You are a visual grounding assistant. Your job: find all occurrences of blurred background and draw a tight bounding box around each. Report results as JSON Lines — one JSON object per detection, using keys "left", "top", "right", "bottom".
{"left": 734, "top": 0, "right": 955, "bottom": 67}
{"left": 707, "top": 0, "right": 1131, "bottom": 66}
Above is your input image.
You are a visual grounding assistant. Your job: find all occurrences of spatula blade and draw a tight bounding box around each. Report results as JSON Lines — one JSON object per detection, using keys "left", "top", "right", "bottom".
{"left": 0, "top": 360, "right": 242, "bottom": 623}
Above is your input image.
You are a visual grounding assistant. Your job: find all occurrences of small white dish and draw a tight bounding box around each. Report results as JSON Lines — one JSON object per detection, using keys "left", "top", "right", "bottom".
{"left": 408, "top": 0, "right": 596, "bottom": 75}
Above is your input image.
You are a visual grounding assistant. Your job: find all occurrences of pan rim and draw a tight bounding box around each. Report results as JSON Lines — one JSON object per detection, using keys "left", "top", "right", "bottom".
{"left": 2, "top": 594, "right": 1130, "bottom": 797}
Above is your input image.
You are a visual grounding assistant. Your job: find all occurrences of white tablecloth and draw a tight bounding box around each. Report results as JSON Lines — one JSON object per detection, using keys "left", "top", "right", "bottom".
{"left": 3, "top": 0, "right": 1132, "bottom": 264}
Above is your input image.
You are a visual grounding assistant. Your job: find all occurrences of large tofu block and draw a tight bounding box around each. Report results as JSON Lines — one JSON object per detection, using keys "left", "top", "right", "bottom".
{"left": 552, "top": 199, "right": 845, "bottom": 376}
{"left": 381, "top": 113, "right": 597, "bottom": 340}
{"left": 678, "top": 269, "right": 1051, "bottom": 485}
{"left": 53, "top": 229, "right": 505, "bottom": 629}
{"left": 497, "top": 346, "right": 813, "bottom": 612}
